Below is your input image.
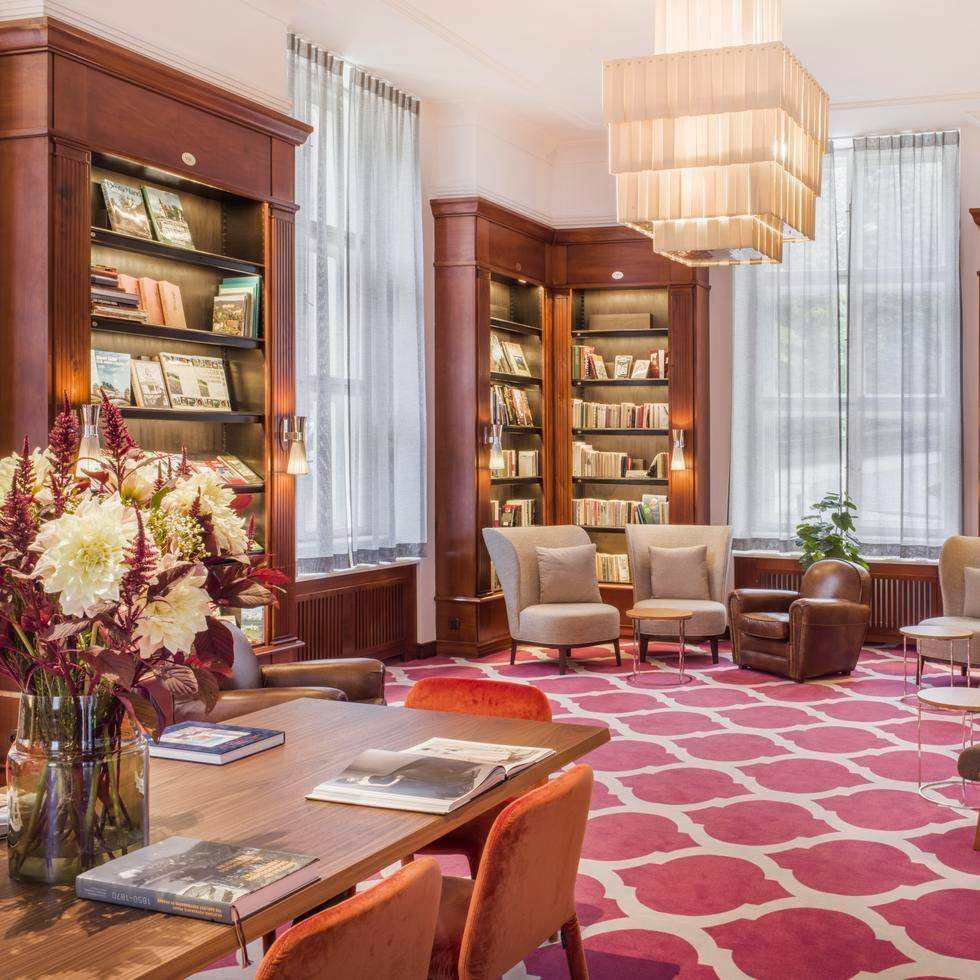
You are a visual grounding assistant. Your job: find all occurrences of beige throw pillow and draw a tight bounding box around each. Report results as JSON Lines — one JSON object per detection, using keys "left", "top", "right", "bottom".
{"left": 536, "top": 543, "right": 602, "bottom": 604}
{"left": 963, "top": 566, "right": 980, "bottom": 618}
{"left": 649, "top": 545, "right": 710, "bottom": 600}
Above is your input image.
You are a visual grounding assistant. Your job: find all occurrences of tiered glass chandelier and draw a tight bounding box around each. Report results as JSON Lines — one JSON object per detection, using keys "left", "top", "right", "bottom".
{"left": 603, "top": 0, "right": 829, "bottom": 266}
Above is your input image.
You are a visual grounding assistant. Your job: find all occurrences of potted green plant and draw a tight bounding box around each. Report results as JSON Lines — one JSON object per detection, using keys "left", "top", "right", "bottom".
{"left": 795, "top": 491, "right": 869, "bottom": 570}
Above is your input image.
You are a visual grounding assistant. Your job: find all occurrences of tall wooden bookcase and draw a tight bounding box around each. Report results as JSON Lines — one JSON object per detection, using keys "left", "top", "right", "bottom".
{"left": 0, "top": 18, "right": 311, "bottom": 655}
{"left": 433, "top": 202, "right": 710, "bottom": 657}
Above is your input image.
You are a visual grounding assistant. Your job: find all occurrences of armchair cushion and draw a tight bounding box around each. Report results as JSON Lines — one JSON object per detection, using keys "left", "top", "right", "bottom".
{"left": 632, "top": 598, "right": 726, "bottom": 636}
{"left": 260, "top": 658, "right": 387, "bottom": 704}
{"left": 535, "top": 543, "right": 601, "bottom": 605}
{"left": 964, "top": 567, "right": 980, "bottom": 618}
{"left": 649, "top": 545, "right": 710, "bottom": 600}
{"left": 517, "top": 603, "right": 620, "bottom": 646}
{"left": 917, "top": 616, "right": 978, "bottom": 666}
{"left": 741, "top": 611, "right": 790, "bottom": 641}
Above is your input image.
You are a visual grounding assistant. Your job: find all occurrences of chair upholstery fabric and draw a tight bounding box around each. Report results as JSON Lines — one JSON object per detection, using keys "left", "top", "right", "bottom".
{"left": 406, "top": 678, "right": 552, "bottom": 877}
{"left": 428, "top": 765, "right": 594, "bottom": 980}
{"left": 648, "top": 544, "right": 711, "bottom": 600}
{"left": 630, "top": 598, "right": 728, "bottom": 637}
{"left": 536, "top": 543, "right": 601, "bottom": 605}
{"left": 518, "top": 603, "right": 620, "bottom": 645}
{"left": 729, "top": 559, "right": 872, "bottom": 682}
{"left": 256, "top": 857, "right": 441, "bottom": 980}
{"left": 919, "top": 536, "right": 980, "bottom": 668}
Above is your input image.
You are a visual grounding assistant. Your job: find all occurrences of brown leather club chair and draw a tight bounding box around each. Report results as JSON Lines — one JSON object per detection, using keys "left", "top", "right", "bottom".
{"left": 728, "top": 559, "right": 872, "bottom": 682}
{"left": 179, "top": 625, "right": 386, "bottom": 722}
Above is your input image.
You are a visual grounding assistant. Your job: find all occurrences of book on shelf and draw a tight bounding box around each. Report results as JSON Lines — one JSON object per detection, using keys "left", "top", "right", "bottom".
{"left": 649, "top": 451, "right": 670, "bottom": 479}
{"left": 141, "top": 186, "right": 195, "bottom": 250}
{"left": 307, "top": 739, "right": 554, "bottom": 815}
{"left": 217, "top": 455, "right": 263, "bottom": 485}
{"left": 90, "top": 266, "right": 119, "bottom": 288}
{"left": 149, "top": 721, "right": 284, "bottom": 765}
{"left": 116, "top": 272, "right": 140, "bottom": 297}
{"left": 492, "top": 384, "right": 534, "bottom": 427}
{"left": 495, "top": 498, "right": 534, "bottom": 527}
{"left": 91, "top": 349, "right": 132, "bottom": 405}
{"left": 138, "top": 277, "right": 166, "bottom": 325}
{"left": 100, "top": 178, "right": 153, "bottom": 239}
{"left": 613, "top": 355, "right": 633, "bottom": 379}
{"left": 572, "top": 400, "right": 669, "bottom": 430}
{"left": 650, "top": 348, "right": 668, "bottom": 379}
{"left": 212, "top": 295, "right": 250, "bottom": 336}
{"left": 92, "top": 305, "right": 149, "bottom": 322}
{"left": 570, "top": 344, "right": 594, "bottom": 380}
{"left": 631, "top": 359, "right": 651, "bottom": 379}
{"left": 75, "top": 836, "right": 319, "bottom": 923}
{"left": 572, "top": 442, "right": 637, "bottom": 479}
{"left": 219, "top": 276, "right": 262, "bottom": 338}
{"left": 587, "top": 353, "right": 608, "bottom": 379}
{"left": 597, "top": 552, "right": 631, "bottom": 584}
{"left": 502, "top": 341, "right": 531, "bottom": 376}
{"left": 492, "top": 449, "right": 540, "bottom": 479}
{"left": 91, "top": 285, "right": 141, "bottom": 309}
{"left": 158, "top": 352, "right": 232, "bottom": 411}
{"left": 158, "top": 281, "right": 187, "bottom": 329}
{"left": 131, "top": 358, "right": 170, "bottom": 408}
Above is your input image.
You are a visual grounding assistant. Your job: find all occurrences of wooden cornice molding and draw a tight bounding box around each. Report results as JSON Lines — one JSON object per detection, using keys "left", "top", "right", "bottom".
{"left": 0, "top": 17, "right": 311, "bottom": 146}
{"left": 430, "top": 196, "right": 555, "bottom": 244}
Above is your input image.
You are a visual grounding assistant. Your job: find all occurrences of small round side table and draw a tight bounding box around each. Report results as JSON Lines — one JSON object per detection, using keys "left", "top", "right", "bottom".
{"left": 915, "top": 686, "right": 980, "bottom": 811}
{"left": 899, "top": 623, "right": 974, "bottom": 701}
{"left": 625, "top": 607, "right": 694, "bottom": 688}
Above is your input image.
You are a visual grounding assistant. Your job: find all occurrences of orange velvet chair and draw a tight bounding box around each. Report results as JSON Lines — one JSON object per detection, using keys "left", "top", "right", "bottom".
{"left": 428, "top": 764, "right": 593, "bottom": 980}
{"left": 256, "top": 857, "right": 442, "bottom": 980}
{"left": 404, "top": 677, "right": 553, "bottom": 877}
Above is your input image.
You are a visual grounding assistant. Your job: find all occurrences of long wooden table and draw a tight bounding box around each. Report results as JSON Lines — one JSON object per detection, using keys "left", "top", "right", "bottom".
{"left": 0, "top": 698, "right": 609, "bottom": 978}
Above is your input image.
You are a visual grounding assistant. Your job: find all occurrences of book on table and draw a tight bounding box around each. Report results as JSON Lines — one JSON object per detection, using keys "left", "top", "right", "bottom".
{"left": 149, "top": 721, "right": 285, "bottom": 764}
{"left": 307, "top": 738, "right": 554, "bottom": 814}
{"left": 76, "top": 836, "right": 318, "bottom": 923}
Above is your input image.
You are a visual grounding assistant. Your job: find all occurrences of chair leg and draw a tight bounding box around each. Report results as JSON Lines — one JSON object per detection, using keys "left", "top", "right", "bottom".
{"left": 510, "top": 639, "right": 518, "bottom": 665}
{"left": 560, "top": 914, "right": 588, "bottom": 980}
{"left": 262, "top": 930, "right": 276, "bottom": 955}
{"left": 639, "top": 635, "right": 649, "bottom": 663}
{"left": 710, "top": 636, "right": 719, "bottom": 664}
{"left": 401, "top": 854, "right": 414, "bottom": 867}
{"left": 612, "top": 637, "right": 622, "bottom": 666}
{"left": 916, "top": 655, "right": 923, "bottom": 685}
{"left": 558, "top": 646, "right": 569, "bottom": 675}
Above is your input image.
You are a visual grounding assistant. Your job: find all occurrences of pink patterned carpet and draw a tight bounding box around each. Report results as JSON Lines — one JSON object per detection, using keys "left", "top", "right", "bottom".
{"left": 381, "top": 642, "right": 980, "bottom": 980}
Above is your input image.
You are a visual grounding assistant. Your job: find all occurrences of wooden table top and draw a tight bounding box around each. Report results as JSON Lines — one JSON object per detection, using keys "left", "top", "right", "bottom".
{"left": 900, "top": 623, "right": 975, "bottom": 641}
{"left": 0, "top": 698, "right": 609, "bottom": 979}
{"left": 626, "top": 606, "right": 693, "bottom": 622}
{"left": 916, "top": 687, "right": 980, "bottom": 712}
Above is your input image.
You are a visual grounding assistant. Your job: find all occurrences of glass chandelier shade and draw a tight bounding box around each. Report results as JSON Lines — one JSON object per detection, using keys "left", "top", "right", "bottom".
{"left": 604, "top": 0, "right": 829, "bottom": 266}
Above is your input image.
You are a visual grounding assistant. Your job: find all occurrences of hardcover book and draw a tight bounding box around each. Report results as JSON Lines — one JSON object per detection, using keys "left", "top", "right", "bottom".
{"left": 502, "top": 341, "right": 531, "bottom": 376}
{"left": 91, "top": 349, "right": 132, "bottom": 405}
{"left": 212, "top": 295, "right": 250, "bottom": 336}
{"left": 218, "top": 455, "right": 263, "bottom": 485}
{"left": 138, "top": 278, "right": 166, "bottom": 325}
{"left": 101, "top": 179, "right": 153, "bottom": 239}
{"left": 149, "top": 721, "right": 284, "bottom": 764}
{"left": 76, "top": 836, "right": 318, "bottom": 923}
{"left": 157, "top": 282, "right": 187, "bottom": 329}
{"left": 158, "top": 353, "right": 232, "bottom": 411}
{"left": 131, "top": 358, "right": 170, "bottom": 409}
{"left": 614, "top": 354, "right": 634, "bottom": 379}
{"left": 219, "top": 276, "right": 262, "bottom": 338}
{"left": 142, "top": 187, "right": 195, "bottom": 250}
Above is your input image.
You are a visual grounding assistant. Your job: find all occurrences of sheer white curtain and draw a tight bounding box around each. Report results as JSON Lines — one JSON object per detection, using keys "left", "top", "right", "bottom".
{"left": 847, "top": 133, "right": 961, "bottom": 557}
{"left": 730, "top": 133, "right": 961, "bottom": 558}
{"left": 730, "top": 149, "right": 846, "bottom": 551}
{"left": 290, "top": 36, "right": 426, "bottom": 573}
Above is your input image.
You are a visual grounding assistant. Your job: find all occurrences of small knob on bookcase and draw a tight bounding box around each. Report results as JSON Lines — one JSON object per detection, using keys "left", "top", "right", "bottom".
{"left": 181, "top": 151, "right": 197, "bottom": 167}
{"left": 515, "top": 262, "right": 523, "bottom": 272}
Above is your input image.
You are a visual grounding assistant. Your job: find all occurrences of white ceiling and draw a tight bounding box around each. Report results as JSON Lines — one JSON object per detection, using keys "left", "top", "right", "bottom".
{"left": 289, "top": 0, "right": 980, "bottom": 140}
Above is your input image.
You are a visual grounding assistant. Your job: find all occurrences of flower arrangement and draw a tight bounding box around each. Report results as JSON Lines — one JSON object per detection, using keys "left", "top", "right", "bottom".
{"left": 1, "top": 394, "right": 286, "bottom": 883}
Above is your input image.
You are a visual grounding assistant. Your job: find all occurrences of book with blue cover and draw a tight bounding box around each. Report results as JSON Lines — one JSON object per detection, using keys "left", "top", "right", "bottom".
{"left": 150, "top": 721, "right": 284, "bottom": 765}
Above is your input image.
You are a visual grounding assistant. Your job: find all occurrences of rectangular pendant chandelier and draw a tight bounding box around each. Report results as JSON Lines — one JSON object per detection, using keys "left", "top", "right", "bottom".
{"left": 603, "top": 0, "right": 829, "bottom": 266}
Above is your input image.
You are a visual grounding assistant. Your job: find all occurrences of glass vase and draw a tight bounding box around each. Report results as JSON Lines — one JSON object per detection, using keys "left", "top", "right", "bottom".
{"left": 5, "top": 693, "right": 149, "bottom": 885}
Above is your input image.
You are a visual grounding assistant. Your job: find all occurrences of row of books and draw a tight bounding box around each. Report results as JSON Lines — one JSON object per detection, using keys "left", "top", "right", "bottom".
{"left": 492, "top": 385, "right": 535, "bottom": 427}
{"left": 572, "top": 400, "right": 669, "bottom": 430}
{"left": 573, "top": 494, "right": 669, "bottom": 527}
{"left": 91, "top": 266, "right": 185, "bottom": 327}
{"left": 100, "top": 177, "right": 196, "bottom": 249}
{"left": 490, "top": 335, "right": 534, "bottom": 376}
{"left": 491, "top": 498, "right": 535, "bottom": 527}
{"left": 494, "top": 449, "right": 540, "bottom": 478}
{"left": 571, "top": 346, "right": 668, "bottom": 381}
{"left": 212, "top": 275, "right": 262, "bottom": 338}
{"left": 145, "top": 452, "right": 262, "bottom": 488}
{"left": 91, "top": 350, "right": 232, "bottom": 411}
{"left": 597, "top": 552, "right": 631, "bottom": 583}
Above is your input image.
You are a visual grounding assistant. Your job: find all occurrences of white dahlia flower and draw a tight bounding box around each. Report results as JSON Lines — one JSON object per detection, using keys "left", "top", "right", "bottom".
{"left": 32, "top": 495, "right": 137, "bottom": 617}
{"left": 163, "top": 470, "right": 249, "bottom": 555}
{"left": 134, "top": 566, "right": 212, "bottom": 657}
{"left": 0, "top": 448, "right": 54, "bottom": 502}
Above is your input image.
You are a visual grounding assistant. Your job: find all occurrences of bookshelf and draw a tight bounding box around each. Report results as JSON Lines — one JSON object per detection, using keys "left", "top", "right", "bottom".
{"left": 0, "top": 18, "right": 311, "bottom": 654}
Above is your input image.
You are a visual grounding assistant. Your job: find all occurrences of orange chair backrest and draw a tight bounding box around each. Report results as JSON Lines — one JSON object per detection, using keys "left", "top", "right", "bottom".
{"left": 405, "top": 677, "right": 552, "bottom": 722}
{"left": 256, "top": 857, "right": 441, "bottom": 980}
{"left": 458, "top": 765, "right": 594, "bottom": 978}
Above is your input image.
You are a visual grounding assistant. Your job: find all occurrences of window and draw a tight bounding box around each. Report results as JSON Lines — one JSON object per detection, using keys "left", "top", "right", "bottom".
{"left": 731, "top": 132, "right": 961, "bottom": 558}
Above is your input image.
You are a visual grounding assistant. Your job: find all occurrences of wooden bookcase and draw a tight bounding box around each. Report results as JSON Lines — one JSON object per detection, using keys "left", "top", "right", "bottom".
{"left": 433, "top": 203, "right": 710, "bottom": 656}
{"left": 0, "top": 18, "right": 311, "bottom": 655}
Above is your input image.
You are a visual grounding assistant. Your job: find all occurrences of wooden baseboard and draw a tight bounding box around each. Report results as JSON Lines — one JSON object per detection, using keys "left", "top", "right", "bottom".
{"left": 412, "top": 640, "right": 438, "bottom": 660}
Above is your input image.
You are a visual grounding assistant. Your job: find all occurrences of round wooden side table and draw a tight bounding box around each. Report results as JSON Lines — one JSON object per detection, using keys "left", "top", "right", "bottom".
{"left": 625, "top": 607, "right": 694, "bottom": 688}
{"left": 899, "top": 623, "right": 974, "bottom": 701}
{"left": 915, "top": 687, "right": 980, "bottom": 811}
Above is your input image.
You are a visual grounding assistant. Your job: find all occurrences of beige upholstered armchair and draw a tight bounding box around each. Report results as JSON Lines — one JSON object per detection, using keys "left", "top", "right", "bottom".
{"left": 918, "top": 535, "right": 980, "bottom": 675}
{"left": 483, "top": 525, "right": 621, "bottom": 675}
{"left": 624, "top": 524, "right": 733, "bottom": 664}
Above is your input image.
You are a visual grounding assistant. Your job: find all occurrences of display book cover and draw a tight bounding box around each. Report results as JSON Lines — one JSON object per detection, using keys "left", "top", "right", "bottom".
{"left": 149, "top": 721, "right": 284, "bottom": 765}
{"left": 307, "top": 737, "right": 554, "bottom": 814}
{"left": 75, "top": 836, "right": 319, "bottom": 924}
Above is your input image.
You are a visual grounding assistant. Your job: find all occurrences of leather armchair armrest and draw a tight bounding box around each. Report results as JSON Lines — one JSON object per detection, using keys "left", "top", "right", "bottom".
{"left": 729, "top": 588, "right": 799, "bottom": 617}
{"left": 260, "top": 657, "right": 386, "bottom": 704}
{"left": 178, "top": 687, "right": 347, "bottom": 725}
{"left": 789, "top": 597, "right": 871, "bottom": 628}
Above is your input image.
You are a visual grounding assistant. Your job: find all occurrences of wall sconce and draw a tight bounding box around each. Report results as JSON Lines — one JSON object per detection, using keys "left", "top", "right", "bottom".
{"left": 486, "top": 388, "right": 506, "bottom": 473}
{"left": 77, "top": 404, "right": 101, "bottom": 473}
{"left": 280, "top": 415, "right": 309, "bottom": 476}
{"left": 670, "top": 428, "right": 687, "bottom": 471}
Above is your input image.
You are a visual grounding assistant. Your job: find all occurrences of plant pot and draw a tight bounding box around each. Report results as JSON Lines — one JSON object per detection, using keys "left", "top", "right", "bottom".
{"left": 5, "top": 693, "right": 149, "bottom": 885}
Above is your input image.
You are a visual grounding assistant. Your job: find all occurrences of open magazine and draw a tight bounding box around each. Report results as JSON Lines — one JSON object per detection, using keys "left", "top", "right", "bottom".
{"left": 307, "top": 738, "right": 555, "bottom": 814}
